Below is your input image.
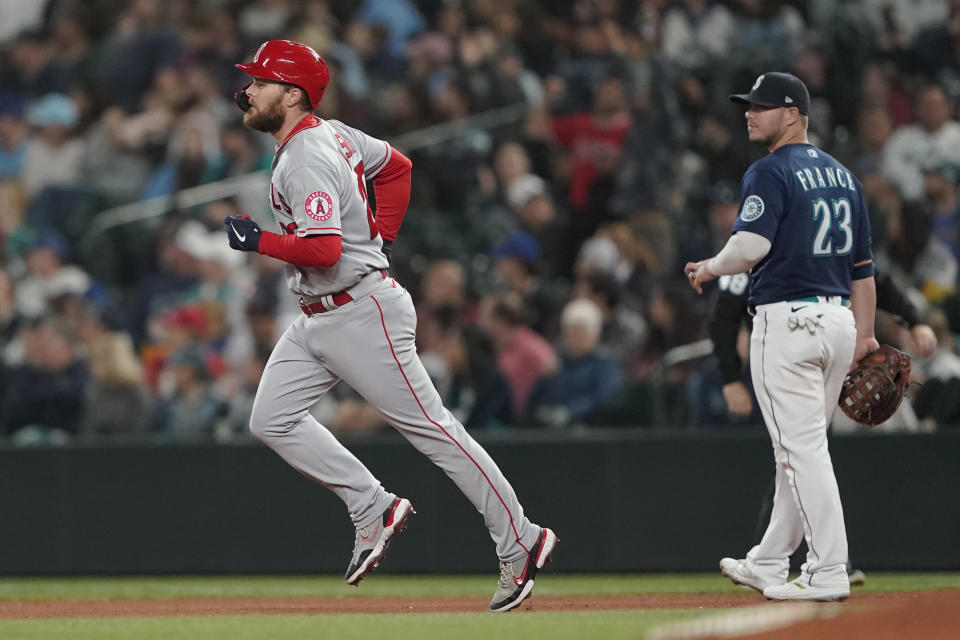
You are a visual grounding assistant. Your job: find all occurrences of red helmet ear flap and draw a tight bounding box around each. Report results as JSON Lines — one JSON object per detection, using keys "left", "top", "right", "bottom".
{"left": 234, "top": 83, "right": 252, "bottom": 112}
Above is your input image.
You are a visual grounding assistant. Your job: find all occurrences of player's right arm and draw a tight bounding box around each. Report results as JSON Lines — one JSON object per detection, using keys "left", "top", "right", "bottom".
{"left": 685, "top": 232, "right": 770, "bottom": 294}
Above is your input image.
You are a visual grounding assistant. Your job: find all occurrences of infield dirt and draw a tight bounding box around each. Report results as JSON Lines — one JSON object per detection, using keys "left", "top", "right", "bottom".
{"left": 0, "top": 590, "right": 948, "bottom": 620}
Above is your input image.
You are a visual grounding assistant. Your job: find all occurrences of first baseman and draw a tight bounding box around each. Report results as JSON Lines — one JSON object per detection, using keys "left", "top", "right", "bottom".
{"left": 684, "top": 72, "right": 878, "bottom": 601}
{"left": 225, "top": 40, "right": 555, "bottom": 613}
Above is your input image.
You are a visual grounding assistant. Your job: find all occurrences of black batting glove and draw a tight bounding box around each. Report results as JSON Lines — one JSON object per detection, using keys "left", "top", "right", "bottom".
{"left": 224, "top": 215, "right": 262, "bottom": 252}
{"left": 381, "top": 239, "right": 393, "bottom": 264}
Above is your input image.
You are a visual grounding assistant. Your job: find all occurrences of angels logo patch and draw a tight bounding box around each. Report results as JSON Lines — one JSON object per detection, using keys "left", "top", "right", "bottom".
{"left": 305, "top": 191, "right": 334, "bottom": 222}
{"left": 740, "top": 195, "right": 764, "bottom": 222}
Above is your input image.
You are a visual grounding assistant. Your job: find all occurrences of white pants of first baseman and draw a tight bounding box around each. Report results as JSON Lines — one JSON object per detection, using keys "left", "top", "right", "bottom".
{"left": 250, "top": 271, "right": 540, "bottom": 562}
{"left": 745, "top": 300, "right": 856, "bottom": 588}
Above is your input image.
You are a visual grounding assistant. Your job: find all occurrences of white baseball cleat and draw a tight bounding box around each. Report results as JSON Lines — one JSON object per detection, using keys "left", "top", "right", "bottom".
{"left": 719, "top": 557, "right": 777, "bottom": 594}
{"left": 763, "top": 576, "right": 849, "bottom": 602}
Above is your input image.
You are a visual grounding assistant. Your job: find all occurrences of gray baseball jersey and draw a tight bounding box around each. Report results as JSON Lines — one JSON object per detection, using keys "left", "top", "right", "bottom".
{"left": 269, "top": 118, "right": 389, "bottom": 296}
{"left": 249, "top": 115, "right": 541, "bottom": 562}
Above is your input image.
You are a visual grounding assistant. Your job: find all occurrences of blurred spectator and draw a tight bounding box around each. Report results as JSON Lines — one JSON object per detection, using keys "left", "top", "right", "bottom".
{"left": 80, "top": 106, "right": 155, "bottom": 206}
{"left": 0, "top": 268, "right": 22, "bottom": 405}
{"left": 882, "top": 83, "right": 960, "bottom": 201}
{"left": 1, "top": 315, "right": 89, "bottom": 441}
{"left": 632, "top": 283, "right": 707, "bottom": 383}
{"left": 239, "top": 0, "right": 294, "bottom": 48}
{"left": 659, "top": 0, "right": 734, "bottom": 73}
{"left": 572, "top": 270, "right": 647, "bottom": 368}
{"left": 477, "top": 293, "right": 557, "bottom": 420}
{"left": 892, "top": 0, "right": 960, "bottom": 85}
{"left": 222, "top": 346, "right": 269, "bottom": 438}
{"left": 881, "top": 199, "right": 958, "bottom": 305}
{"left": 20, "top": 93, "right": 84, "bottom": 197}
{"left": 689, "top": 113, "right": 755, "bottom": 188}
{"left": 535, "top": 73, "right": 632, "bottom": 222}
{"left": 834, "top": 105, "right": 895, "bottom": 179}
{"left": 923, "top": 166, "right": 960, "bottom": 261}
{"left": 527, "top": 298, "right": 623, "bottom": 428}
{"left": 0, "top": 2, "right": 46, "bottom": 44}
{"left": 13, "top": 229, "right": 93, "bottom": 319}
{"left": 0, "top": 179, "right": 27, "bottom": 245}
{"left": 143, "top": 302, "right": 215, "bottom": 395}
{"left": 92, "top": 0, "right": 182, "bottom": 112}
{"left": 913, "top": 306, "right": 960, "bottom": 429}
{"left": 126, "top": 219, "right": 202, "bottom": 345}
{"left": 678, "top": 181, "right": 742, "bottom": 272}
{"left": 0, "top": 92, "right": 29, "bottom": 178}
{"left": 150, "top": 345, "right": 224, "bottom": 438}
{"left": 173, "top": 219, "right": 247, "bottom": 347}
{"left": 490, "top": 230, "right": 565, "bottom": 340}
{"left": 203, "top": 126, "right": 272, "bottom": 183}
{"left": 437, "top": 322, "right": 513, "bottom": 430}
{"left": 353, "top": 0, "right": 426, "bottom": 63}
{"left": 81, "top": 330, "right": 152, "bottom": 437}
{"left": 415, "top": 259, "right": 470, "bottom": 354}
{"left": 729, "top": 0, "right": 805, "bottom": 72}
{"left": 858, "top": 61, "right": 914, "bottom": 126}
{"left": 506, "top": 174, "right": 558, "bottom": 240}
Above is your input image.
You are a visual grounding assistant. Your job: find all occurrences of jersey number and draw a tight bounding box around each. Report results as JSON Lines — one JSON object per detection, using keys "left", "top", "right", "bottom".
{"left": 336, "top": 134, "right": 378, "bottom": 239}
{"left": 718, "top": 272, "right": 749, "bottom": 296}
{"left": 811, "top": 197, "right": 853, "bottom": 257}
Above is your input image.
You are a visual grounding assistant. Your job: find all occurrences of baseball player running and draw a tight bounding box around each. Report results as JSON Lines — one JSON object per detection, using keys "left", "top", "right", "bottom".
{"left": 685, "top": 72, "right": 878, "bottom": 601}
{"left": 226, "top": 40, "right": 556, "bottom": 612}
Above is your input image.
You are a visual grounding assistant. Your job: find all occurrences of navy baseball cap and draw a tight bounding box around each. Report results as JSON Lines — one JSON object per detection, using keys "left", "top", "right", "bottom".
{"left": 491, "top": 231, "right": 541, "bottom": 265}
{"left": 729, "top": 72, "right": 810, "bottom": 115}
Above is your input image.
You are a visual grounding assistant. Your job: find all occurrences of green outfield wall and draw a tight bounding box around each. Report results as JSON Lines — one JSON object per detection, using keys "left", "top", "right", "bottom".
{"left": 0, "top": 429, "right": 957, "bottom": 574}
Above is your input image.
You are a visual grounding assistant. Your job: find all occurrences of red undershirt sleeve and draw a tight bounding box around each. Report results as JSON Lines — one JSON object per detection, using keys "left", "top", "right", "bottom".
{"left": 258, "top": 232, "right": 342, "bottom": 268}
{"left": 371, "top": 148, "right": 412, "bottom": 242}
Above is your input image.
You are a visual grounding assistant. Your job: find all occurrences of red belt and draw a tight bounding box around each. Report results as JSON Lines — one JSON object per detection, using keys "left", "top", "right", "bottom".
{"left": 299, "top": 270, "right": 387, "bottom": 316}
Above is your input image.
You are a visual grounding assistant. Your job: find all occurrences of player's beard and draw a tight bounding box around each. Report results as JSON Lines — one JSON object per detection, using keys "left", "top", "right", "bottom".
{"left": 243, "top": 94, "right": 285, "bottom": 133}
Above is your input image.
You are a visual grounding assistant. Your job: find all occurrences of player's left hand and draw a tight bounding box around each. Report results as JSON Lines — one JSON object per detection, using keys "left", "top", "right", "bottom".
{"left": 225, "top": 215, "right": 262, "bottom": 252}
{"left": 850, "top": 336, "right": 881, "bottom": 373}
{"left": 381, "top": 239, "right": 393, "bottom": 265}
{"left": 683, "top": 260, "right": 717, "bottom": 295}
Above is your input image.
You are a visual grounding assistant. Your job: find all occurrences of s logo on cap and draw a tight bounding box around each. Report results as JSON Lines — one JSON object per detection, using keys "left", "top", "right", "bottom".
{"left": 752, "top": 74, "right": 765, "bottom": 92}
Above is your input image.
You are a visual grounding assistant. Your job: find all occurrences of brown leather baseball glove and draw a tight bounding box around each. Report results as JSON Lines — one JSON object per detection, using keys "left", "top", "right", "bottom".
{"left": 838, "top": 345, "right": 912, "bottom": 426}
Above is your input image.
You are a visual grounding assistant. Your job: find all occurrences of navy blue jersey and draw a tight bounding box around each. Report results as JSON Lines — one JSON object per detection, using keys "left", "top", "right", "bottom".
{"left": 732, "top": 143, "right": 872, "bottom": 306}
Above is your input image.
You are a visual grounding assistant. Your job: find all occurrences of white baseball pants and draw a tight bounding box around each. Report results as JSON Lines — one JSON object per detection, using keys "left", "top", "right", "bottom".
{"left": 745, "top": 300, "right": 856, "bottom": 587}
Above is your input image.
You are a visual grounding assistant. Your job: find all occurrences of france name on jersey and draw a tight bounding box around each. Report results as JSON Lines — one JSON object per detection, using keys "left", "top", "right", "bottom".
{"left": 732, "top": 143, "right": 872, "bottom": 306}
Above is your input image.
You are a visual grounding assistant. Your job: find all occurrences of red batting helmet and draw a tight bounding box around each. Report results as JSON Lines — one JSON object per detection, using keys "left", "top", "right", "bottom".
{"left": 235, "top": 40, "right": 330, "bottom": 109}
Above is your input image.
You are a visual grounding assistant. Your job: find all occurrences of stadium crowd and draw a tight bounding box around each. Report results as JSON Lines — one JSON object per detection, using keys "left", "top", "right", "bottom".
{"left": 1, "top": 0, "right": 960, "bottom": 444}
